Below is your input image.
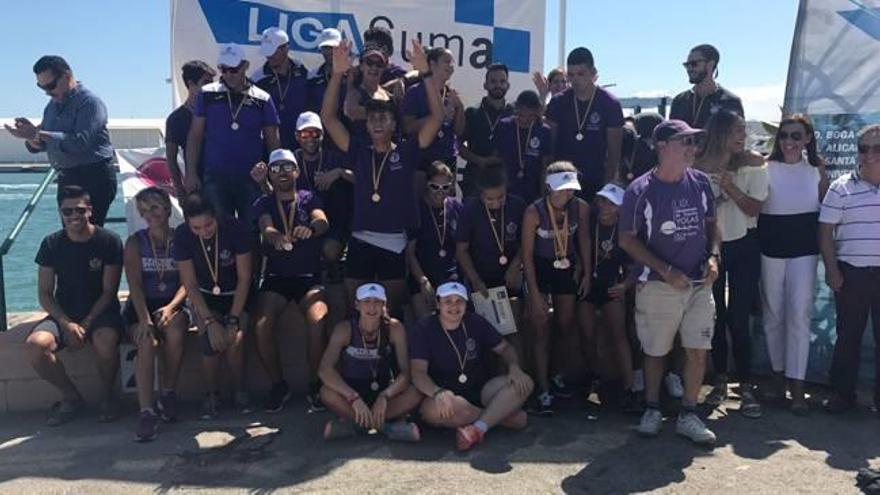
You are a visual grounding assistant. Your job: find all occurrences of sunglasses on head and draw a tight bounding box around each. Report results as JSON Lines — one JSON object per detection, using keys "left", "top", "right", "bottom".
{"left": 427, "top": 182, "right": 453, "bottom": 192}
{"left": 362, "top": 58, "right": 387, "bottom": 69}
{"left": 778, "top": 131, "right": 804, "bottom": 141}
{"left": 220, "top": 65, "right": 241, "bottom": 74}
{"left": 269, "top": 162, "right": 297, "bottom": 174}
{"left": 858, "top": 144, "right": 880, "bottom": 154}
{"left": 297, "top": 129, "right": 322, "bottom": 139}
{"left": 37, "top": 73, "right": 62, "bottom": 92}
{"left": 681, "top": 59, "right": 706, "bottom": 69}
{"left": 61, "top": 206, "right": 88, "bottom": 217}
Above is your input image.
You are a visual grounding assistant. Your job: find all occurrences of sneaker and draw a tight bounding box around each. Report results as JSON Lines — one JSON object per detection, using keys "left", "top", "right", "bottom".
{"left": 201, "top": 392, "right": 220, "bottom": 420}
{"left": 382, "top": 420, "right": 421, "bottom": 442}
{"left": 157, "top": 391, "right": 179, "bottom": 423}
{"left": 665, "top": 373, "right": 684, "bottom": 399}
{"left": 98, "top": 399, "right": 122, "bottom": 423}
{"left": 823, "top": 393, "right": 854, "bottom": 414}
{"left": 307, "top": 384, "right": 326, "bottom": 413}
{"left": 536, "top": 391, "right": 554, "bottom": 416}
{"left": 705, "top": 380, "right": 728, "bottom": 407}
{"left": 46, "top": 398, "right": 84, "bottom": 427}
{"left": 263, "top": 381, "right": 292, "bottom": 413}
{"left": 455, "top": 424, "right": 485, "bottom": 451}
{"left": 235, "top": 391, "right": 256, "bottom": 415}
{"left": 550, "top": 374, "right": 574, "bottom": 399}
{"left": 637, "top": 408, "right": 663, "bottom": 437}
{"left": 324, "top": 418, "right": 356, "bottom": 441}
{"left": 135, "top": 409, "right": 159, "bottom": 442}
{"left": 675, "top": 413, "right": 716, "bottom": 445}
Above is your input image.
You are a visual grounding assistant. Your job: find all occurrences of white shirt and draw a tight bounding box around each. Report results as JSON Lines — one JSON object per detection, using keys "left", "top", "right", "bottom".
{"left": 762, "top": 159, "right": 821, "bottom": 215}
{"left": 819, "top": 171, "right": 880, "bottom": 267}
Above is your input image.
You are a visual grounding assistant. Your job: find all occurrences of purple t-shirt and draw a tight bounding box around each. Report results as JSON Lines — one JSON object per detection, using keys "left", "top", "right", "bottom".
{"left": 492, "top": 117, "right": 552, "bottom": 204}
{"left": 172, "top": 218, "right": 252, "bottom": 293}
{"left": 294, "top": 146, "right": 353, "bottom": 234}
{"left": 194, "top": 81, "right": 280, "bottom": 180}
{"left": 402, "top": 82, "right": 457, "bottom": 162}
{"left": 349, "top": 137, "right": 420, "bottom": 233}
{"left": 456, "top": 195, "right": 526, "bottom": 283}
{"left": 409, "top": 312, "right": 503, "bottom": 393}
{"left": 618, "top": 168, "right": 716, "bottom": 281}
{"left": 253, "top": 190, "right": 323, "bottom": 277}
{"left": 252, "top": 60, "right": 309, "bottom": 151}
{"left": 546, "top": 86, "right": 624, "bottom": 183}
{"left": 407, "top": 197, "right": 463, "bottom": 285}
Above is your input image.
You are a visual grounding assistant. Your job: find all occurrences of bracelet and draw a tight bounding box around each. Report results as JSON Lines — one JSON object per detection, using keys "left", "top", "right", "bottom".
{"left": 347, "top": 394, "right": 361, "bottom": 405}
{"left": 432, "top": 388, "right": 446, "bottom": 398}
{"left": 203, "top": 317, "right": 216, "bottom": 327}
{"left": 224, "top": 315, "right": 240, "bottom": 325}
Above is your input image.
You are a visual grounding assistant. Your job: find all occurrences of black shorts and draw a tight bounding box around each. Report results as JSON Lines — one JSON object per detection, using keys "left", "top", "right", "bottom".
{"left": 30, "top": 311, "right": 123, "bottom": 352}
{"left": 581, "top": 278, "right": 613, "bottom": 306}
{"left": 345, "top": 237, "right": 406, "bottom": 281}
{"left": 478, "top": 272, "right": 524, "bottom": 299}
{"left": 576, "top": 177, "right": 602, "bottom": 203}
{"left": 198, "top": 292, "right": 247, "bottom": 356}
{"left": 451, "top": 384, "right": 485, "bottom": 408}
{"left": 534, "top": 257, "right": 578, "bottom": 295}
{"left": 260, "top": 274, "right": 323, "bottom": 303}
{"left": 347, "top": 377, "right": 393, "bottom": 406}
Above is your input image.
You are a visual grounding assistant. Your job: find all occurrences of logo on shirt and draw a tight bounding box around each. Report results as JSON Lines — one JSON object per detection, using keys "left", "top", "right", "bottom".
{"left": 529, "top": 137, "right": 540, "bottom": 149}
{"left": 589, "top": 112, "right": 601, "bottom": 124}
{"left": 661, "top": 198, "right": 703, "bottom": 242}
{"left": 465, "top": 337, "right": 477, "bottom": 360}
{"left": 505, "top": 221, "right": 519, "bottom": 240}
{"left": 389, "top": 151, "right": 400, "bottom": 164}
{"left": 88, "top": 258, "right": 103, "bottom": 272}
{"left": 220, "top": 249, "right": 234, "bottom": 267}
{"left": 710, "top": 104, "right": 721, "bottom": 115}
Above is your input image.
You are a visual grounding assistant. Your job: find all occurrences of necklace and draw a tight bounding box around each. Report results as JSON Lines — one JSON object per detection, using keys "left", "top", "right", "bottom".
{"left": 692, "top": 91, "right": 707, "bottom": 125}
{"left": 484, "top": 202, "right": 508, "bottom": 265}
{"left": 147, "top": 229, "right": 172, "bottom": 293}
{"left": 197, "top": 231, "right": 221, "bottom": 295}
{"left": 593, "top": 220, "right": 618, "bottom": 278}
{"left": 430, "top": 198, "right": 448, "bottom": 258}
{"left": 573, "top": 86, "right": 597, "bottom": 141}
{"left": 440, "top": 320, "right": 470, "bottom": 384}
{"left": 358, "top": 318, "right": 383, "bottom": 391}
{"left": 226, "top": 86, "right": 248, "bottom": 131}
{"left": 275, "top": 193, "right": 297, "bottom": 251}
{"left": 546, "top": 198, "right": 571, "bottom": 269}
{"left": 296, "top": 149, "right": 324, "bottom": 190}
{"left": 483, "top": 102, "right": 503, "bottom": 140}
{"left": 271, "top": 65, "right": 293, "bottom": 111}
{"left": 371, "top": 146, "right": 393, "bottom": 203}
{"left": 515, "top": 122, "right": 535, "bottom": 179}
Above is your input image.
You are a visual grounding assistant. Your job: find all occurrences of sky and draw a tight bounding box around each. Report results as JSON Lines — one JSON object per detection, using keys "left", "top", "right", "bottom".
{"left": 0, "top": 1, "right": 798, "bottom": 122}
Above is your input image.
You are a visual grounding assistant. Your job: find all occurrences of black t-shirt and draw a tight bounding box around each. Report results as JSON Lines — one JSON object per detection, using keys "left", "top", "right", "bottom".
{"left": 173, "top": 218, "right": 253, "bottom": 293}
{"left": 590, "top": 211, "right": 629, "bottom": 286}
{"left": 165, "top": 105, "right": 192, "bottom": 149}
{"left": 669, "top": 85, "right": 744, "bottom": 129}
{"left": 35, "top": 227, "right": 123, "bottom": 321}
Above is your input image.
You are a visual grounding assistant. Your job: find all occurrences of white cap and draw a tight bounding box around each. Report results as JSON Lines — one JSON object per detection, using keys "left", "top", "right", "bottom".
{"left": 218, "top": 43, "right": 246, "bottom": 68}
{"left": 595, "top": 183, "right": 625, "bottom": 206}
{"left": 436, "top": 281, "right": 469, "bottom": 301}
{"left": 259, "top": 27, "right": 289, "bottom": 57}
{"left": 317, "top": 28, "right": 342, "bottom": 48}
{"left": 356, "top": 283, "right": 387, "bottom": 301}
{"left": 546, "top": 171, "right": 581, "bottom": 191}
{"left": 268, "top": 149, "right": 297, "bottom": 166}
{"left": 296, "top": 111, "right": 323, "bottom": 131}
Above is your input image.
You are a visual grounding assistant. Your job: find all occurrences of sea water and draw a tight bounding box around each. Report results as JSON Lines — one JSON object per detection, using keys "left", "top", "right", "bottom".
{"left": 0, "top": 172, "right": 128, "bottom": 313}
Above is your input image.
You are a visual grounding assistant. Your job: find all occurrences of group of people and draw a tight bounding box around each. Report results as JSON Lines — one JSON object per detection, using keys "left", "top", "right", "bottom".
{"left": 5, "top": 26, "right": 879, "bottom": 452}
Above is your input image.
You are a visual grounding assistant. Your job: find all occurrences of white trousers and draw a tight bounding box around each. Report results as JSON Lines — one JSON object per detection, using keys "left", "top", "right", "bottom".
{"left": 760, "top": 254, "right": 817, "bottom": 380}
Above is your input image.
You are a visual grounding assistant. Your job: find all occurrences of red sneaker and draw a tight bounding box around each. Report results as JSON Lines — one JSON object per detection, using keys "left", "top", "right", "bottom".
{"left": 500, "top": 410, "right": 528, "bottom": 430}
{"left": 455, "top": 424, "right": 485, "bottom": 451}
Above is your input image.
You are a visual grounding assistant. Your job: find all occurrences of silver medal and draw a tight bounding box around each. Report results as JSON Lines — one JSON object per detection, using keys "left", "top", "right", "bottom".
{"left": 438, "top": 249, "right": 447, "bottom": 257}
{"left": 370, "top": 381, "right": 379, "bottom": 391}
{"left": 458, "top": 373, "right": 468, "bottom": 384}
{"left": 157, "top": 282, "right": 167, "bottom": 293}
{"left": 231, "top": 122, "right": 240, "bottom": 131}
{"left": 283, "top": 242, "right": 293, "bottom": 251}
{"left": 212, "top": 285, "right": 221, "bottom": 295}
{"left": 575, "top": 132, "right": 584, "bottom": 141}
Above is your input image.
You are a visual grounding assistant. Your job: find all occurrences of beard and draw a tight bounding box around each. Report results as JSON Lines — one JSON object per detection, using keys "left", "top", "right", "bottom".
{"left": 488, "top": 87, "right": 507, "bottom": 100}
{"left": 688, "top": 69, "right": 708, "bottom": 85}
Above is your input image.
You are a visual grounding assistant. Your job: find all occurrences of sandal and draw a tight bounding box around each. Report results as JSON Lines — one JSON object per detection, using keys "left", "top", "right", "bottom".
{"left": 740, "top": 390, "right": 763, "bottom": 419}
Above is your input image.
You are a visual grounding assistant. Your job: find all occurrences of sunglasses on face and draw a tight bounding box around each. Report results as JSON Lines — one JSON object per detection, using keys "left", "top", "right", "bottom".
{"left": 858, "top": 144, "right": 880, "bottom": 154}
{"left": 37, "top": 73, "right": 62, "bottom": 92}
{"left": 297, "top": 129, "right": 322, "bottom": 140}
{"left": 220, "top": 65, "right": 241, "bottom": 74}
{"left": 362, "top": 58, "right": 387, "bottom": 69}
{"left": 681, "top": 59, "right": 706, "bottom": 69}
{"left": 670, "top": 134, "right": 703, "bottom": 147}
{"left": 427, "top": 182, "right": 453, "bottom": 192}
{"left": 778, "top": 131, "right": 804, "bottom": 141}
{"left": 61, "top": 206, "right": 88, "bottom": 217}
{"left": 269, "top": 162, "right": 297, "bottom": 174}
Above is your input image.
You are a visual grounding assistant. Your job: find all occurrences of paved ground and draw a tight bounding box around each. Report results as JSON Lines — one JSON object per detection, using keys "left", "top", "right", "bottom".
{"left": 0, "top": 389, "right": 878, "bottom": 494}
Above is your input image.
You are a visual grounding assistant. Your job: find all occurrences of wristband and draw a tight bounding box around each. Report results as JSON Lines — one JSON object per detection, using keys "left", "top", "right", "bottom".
{"left": 224, "top": 315, "right": 240, "bottom": 326}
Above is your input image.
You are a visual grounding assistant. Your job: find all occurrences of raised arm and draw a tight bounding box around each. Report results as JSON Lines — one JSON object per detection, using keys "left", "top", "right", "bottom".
{"left": 321, "top": 40, "right": 353, "bottom": 153}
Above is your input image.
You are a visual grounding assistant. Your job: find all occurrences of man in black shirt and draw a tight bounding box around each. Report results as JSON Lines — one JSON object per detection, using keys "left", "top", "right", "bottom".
{"left": 25, "top": 186, "right": 124, "bottom": 426}
{"left": 166, "top": 60, "right": 215, "bottom": 200}
{"left": 669, "top": 44, "right": 744, "bottom": 129}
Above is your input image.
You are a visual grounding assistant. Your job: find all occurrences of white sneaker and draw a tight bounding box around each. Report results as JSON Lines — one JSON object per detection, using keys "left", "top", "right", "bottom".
{"left": 637, "top": 408, "right": 663, "bottom": 437}
{"left": 675, "top": 413, "right": 716, "bottom": 445}
{"left": 665, "top": 373, "right": 684, "bottom": 399}
{"left": 632, "top": 369, "right": 645, "bottom": 393}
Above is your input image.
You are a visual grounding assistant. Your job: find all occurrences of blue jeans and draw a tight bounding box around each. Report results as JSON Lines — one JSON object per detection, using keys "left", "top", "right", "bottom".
{"left": 202, "top": 174, "right": 261, "bottom": 232}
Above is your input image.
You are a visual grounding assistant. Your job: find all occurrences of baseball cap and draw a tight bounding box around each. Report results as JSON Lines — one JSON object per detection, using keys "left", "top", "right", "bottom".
{"left": 259, "top": 27, "right": 289, "bottom": 57}
{"left": 356, "top": 283, "right": 387, "bottom": 302}
{"left": 436, "top": 281, "right": 469, "bottom": 301}
{"left": 218, "top": 44, "right": 246, "bottom": 68}
{"left": 361, "top": 44, "right": 388, "bottom": 63}
{"left": 595, "top": 183, "right": 625, "bottom": 206}
{"left": 652, "top": 119, "right": 705, "bottom": 143}
{"left": 268, "top": 149, "right": 297, "bottom": 166}
{"left": 317, "top": 28, "right": 342, "bottom": 48}
{"left": 296, "top": 111, "right": 323, "bottom": 131}
{"left": 546, "top": 171, "right": 581, "bottom": 191}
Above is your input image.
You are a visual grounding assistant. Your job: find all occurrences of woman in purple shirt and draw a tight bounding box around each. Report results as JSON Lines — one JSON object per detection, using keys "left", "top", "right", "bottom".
{"left": 123, "top": 186, "right": 190, "bottom": 441}
{"left": 319, "top": 283, "right": 422, "bottom": 441}
{"left": 521, "top": 162, "right": 591, "bottom": 415}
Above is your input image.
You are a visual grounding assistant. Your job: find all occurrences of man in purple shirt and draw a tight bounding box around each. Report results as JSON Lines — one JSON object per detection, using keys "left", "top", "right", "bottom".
{"left": 618, "top": 119, "right": 720, "bottom": 446}
{"left": 546, "top": 47, "right": 624, "bottom": 201}
{"left": 491, "top": 90, "right": 553, "bottom": 204}
{"left": 185, "top": 44, "right": 280, "bottom": 230}
{"left": 253, "top": 27, "right": 309, "bottom": 151}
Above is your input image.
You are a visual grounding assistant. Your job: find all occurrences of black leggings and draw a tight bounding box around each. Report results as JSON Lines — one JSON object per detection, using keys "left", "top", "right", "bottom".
{"left": 711, "top": 230, "right": 760, "bottom": 382}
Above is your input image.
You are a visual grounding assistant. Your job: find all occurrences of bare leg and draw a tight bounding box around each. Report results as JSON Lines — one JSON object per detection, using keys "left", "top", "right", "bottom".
{"left": 90, "top": 327, "right": 120, "bottom": 399}
{"left": 577, "top": 301, "right": 599, "bottom": 378}
{"left": 320, "top": 386, "right": 356, "bottom": 420}
{"left": 301, "top": 289, "right": 329, "bottom": 385}
{"left": 682, "top": 348, "right": 707, "bottom": 407}
{"left": 132, "top": 329, "right": 156, "bottom": 409}
{"left": 225, "top": 326, "right": 247, "bottom": 394}
{"left": 160, "top": 313, "right": 188, "bottom": 391}
{"left": 478, "top": 375, "right": 533, "bottom": 428}
{"left": 383, "top": 278, "right": 408, "bottom": 321}
{"left": 323, "top": 238, "right": 343, "bottom": 263}
{"left": 553, "top": 295, "right": 580, "bottom": 380}
{"left": 252, "top": 292, "right": 287, "bottom": 383}
{"left": 529, "top": 293, "right": 552, "bottom": 393}
{"left": 643, "top": 355, "right": 665, "bottom": 404}
{"left": 26, "top": 331, "right": 80, "bottom": 400}
{"left": 420, "top": 394, "right": 482, "bottom": 428}
{"left": 385, "top": 385, "right": 424, "bottom": 420}
{"left": 606, "top": 299, "right": 634, "bottom": 389}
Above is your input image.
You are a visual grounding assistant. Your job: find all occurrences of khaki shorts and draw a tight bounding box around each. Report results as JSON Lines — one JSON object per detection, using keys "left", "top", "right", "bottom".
{"left": 635, "top": 280, "right": 715, "bottom": 357}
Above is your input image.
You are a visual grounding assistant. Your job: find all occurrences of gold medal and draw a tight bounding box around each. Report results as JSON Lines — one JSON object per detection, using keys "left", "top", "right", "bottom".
{"left": 371, "top": 147, "right": 393, "bottom": 206}
{"left": 573, "top": 86, "right": 596, "bottom": 144}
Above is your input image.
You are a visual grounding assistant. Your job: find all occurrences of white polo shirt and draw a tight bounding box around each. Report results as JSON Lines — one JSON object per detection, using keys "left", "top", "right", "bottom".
{"left": 818, "top": 171, "right": 880, "bottom": 267}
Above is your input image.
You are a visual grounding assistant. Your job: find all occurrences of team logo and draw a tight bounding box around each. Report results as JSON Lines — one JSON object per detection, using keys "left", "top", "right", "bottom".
{"left": 88, "top": 258, "right": 103, "bottom": 271}
{"left": 589, "top": 112, "right": 601, "bottom": 124}
{"left": 389, "top": 152, "right": 400, "bottom": 164}
{"left": 660, "top": 221, "right": 677, "bottom": 235}
{"left": 529, "top": 137, "right": 540, "bottom": 149}
{"left": 220, "top": 249, "right": 233, "bottom": 266}
{"left": 506, "top": 221, "right": 518, "bottom": 236}
{"left": 466, "top": 337, "right": 476, "bottom": 352}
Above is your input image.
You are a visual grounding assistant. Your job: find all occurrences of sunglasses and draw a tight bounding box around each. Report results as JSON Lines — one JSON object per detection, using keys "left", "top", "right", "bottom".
{"left": 269, "top": 162, "right": 297, "bottom": 174}
{"left": 858, "top": 144, "right": 880, "bottom": 154}
{"left": 37, "top": 73, "right": 62, "bottom": 92}
{"left": 670, "top": 134, "right": 704, "bottom": 147}
{"left": 362, "top": 58, "right": 387, "bottom": 69}
{"left": 427, "top": 182, "right": 453, "bottom": 192}
{"left": 61, "top": 206, "right": 88, "bottom": 217}
{"left": 682, "top": 59, "right": 706, "bottom": 69}
{"left": 220, "top": 65, "right": 242, "bottom": 74}
{"left": 778, "top": 131, "right": 804, "bottom": 141}
{"left": 297, "top": 129, "right": 322, "bottom": 139}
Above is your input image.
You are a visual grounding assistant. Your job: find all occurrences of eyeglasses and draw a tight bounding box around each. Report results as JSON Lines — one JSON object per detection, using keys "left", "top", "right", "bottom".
{"left": 60, "top": 206, "right": 88, "bottom": 217}
{"left": 362, "top": 58, "right": 387, "bottom": 69}
{"left": 670, "top": 134, "right": 704, "bottom": 147}
{"left": 778, "top": 131, "right": 804, "bottom": 141}
{"left": 220, "top": 65, "right": 241, "bottom": 74}
{"left": 681, "top": 59, "right": 706, "bottom": 69}
{"left": 297, "top": 129, "right": 322, "bottom": 140}
{"left": 37, "top": 73, "right": 62, "bottom": 92}
{"left": 269, "top": 162, "right": 297, "bottom": 174}
{"left": 858, "top": 144, "right": 880, "bottom": 154}
{"left": 427, "top": 182, "right": 453, "bottom": 192}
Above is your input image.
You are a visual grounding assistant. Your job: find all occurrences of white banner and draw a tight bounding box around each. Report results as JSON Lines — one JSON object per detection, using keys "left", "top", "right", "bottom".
{"left": 170, "top": 0, "right": 545, "bottom": 108}
{"left": 117, "top": 147, "right": 185, "bottom": 236}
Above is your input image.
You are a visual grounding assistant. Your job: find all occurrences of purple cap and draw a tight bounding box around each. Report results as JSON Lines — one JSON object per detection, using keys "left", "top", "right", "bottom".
{"left": 652, "top": 119, "right": 705, "bottom": 142}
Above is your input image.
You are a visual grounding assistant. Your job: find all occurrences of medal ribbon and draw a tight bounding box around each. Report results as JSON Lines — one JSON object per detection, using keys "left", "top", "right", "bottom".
{"left": 573, "top": 86, "right": 597, "bottom": 135}
{"left": 484, "top": 202, "right": 506, "bottom": 259}
{"left": 226, "top": 86, "right": 248, "bottom": 125}
{"left": 546, "top": 198, "right": 570, "bottom": 261}
{"left": 440, "top": 321, "right": 470, "bottom": 378}
{"left": 148, "top": 230, "right": 171, "bottom": 288}
{"left": 275, "top": 193, "right": 298, "bottom": 239}
{"left": 429, "top": 198, "right": 447, "bottom": 249}
{"left": 197, "top": 231, "right": 220, "bottom": 291}
{"left": 515, "top": 122, "right": 535, "bottom": 177}
{"left": 372, "top": 147, "right": 393, "bottom": 198}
